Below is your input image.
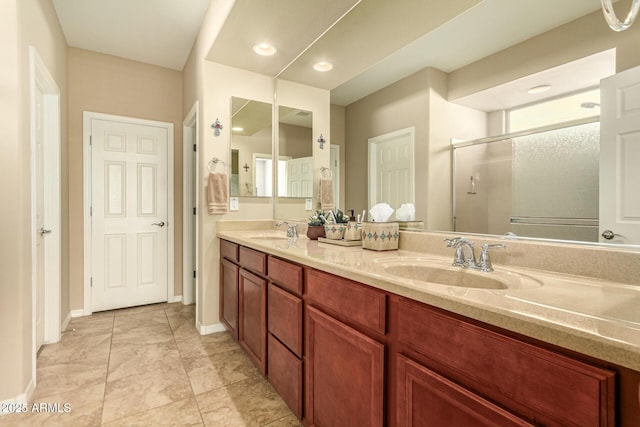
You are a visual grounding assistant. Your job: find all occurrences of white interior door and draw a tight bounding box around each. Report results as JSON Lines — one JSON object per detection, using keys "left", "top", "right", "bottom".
{"left": 368, "top": 128, "right": 415, "bottom": 212}
{"left": 287, "top": 156, "right": 313, "bottom": 197}
{"left": 34, "top": 83, "right": 45, "bottom": 351}
{"left": 91, "top": 118, "right": 169, "bottom": 311}
{"left": 600, "top": 65, "right": 640, "bottom": 244}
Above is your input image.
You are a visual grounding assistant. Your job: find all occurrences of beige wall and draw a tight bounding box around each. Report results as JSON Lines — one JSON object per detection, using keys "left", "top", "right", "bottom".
{"left": 448, "top": 7, "right": 640, "bottom": 101}
{"left": 0, "top": 0, "right": 68, "bottom": 402}
{"left": 67, "top": 48, "right": 184, "bottom": 310}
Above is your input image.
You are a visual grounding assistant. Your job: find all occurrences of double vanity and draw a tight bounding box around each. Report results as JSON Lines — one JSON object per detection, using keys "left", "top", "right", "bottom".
{"left": 217, "top": 221, "right": 640, "bottom": 426}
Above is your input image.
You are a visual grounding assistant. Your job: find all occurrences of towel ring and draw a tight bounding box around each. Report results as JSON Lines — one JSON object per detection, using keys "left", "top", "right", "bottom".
{"left": 320, "top": 167, "right": 333, "bottom": 178}
{"left": 208, "top": 157, "right": 227, "bottom": 173}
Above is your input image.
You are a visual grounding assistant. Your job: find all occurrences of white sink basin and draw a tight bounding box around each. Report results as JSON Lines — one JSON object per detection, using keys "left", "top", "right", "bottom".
{"left": 377, "top": 258, "right": 542, "bottom": 290}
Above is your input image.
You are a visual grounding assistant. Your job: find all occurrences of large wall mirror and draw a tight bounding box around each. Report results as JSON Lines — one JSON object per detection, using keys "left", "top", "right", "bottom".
{"left": 274, "top": 2, "right": 640, "bottom": 247}
{"left": 230, "top": 97, "right": 273, "bottom": 197}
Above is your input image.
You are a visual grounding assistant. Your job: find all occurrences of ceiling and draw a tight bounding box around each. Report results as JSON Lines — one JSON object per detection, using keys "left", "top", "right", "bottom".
{"left": 51, "top": 0, "right": 211, "bottom": 70}
{"left": 52, "top": 0, "right": 611, "bottom": 109}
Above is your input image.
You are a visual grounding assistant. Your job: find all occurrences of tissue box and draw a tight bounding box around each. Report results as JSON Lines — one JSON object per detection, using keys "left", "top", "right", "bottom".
{"left": 361, "top": 222, "right": 399, "bottom": 251}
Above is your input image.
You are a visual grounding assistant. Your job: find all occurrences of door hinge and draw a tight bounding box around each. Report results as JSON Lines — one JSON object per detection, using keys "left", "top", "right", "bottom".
{"left": 90, "top": 206, "right": 93, "bottom": 216}
{"left": 193, "top": 270, "right": 196, "bottom": 279}
{"left": 90, "top": 277, "right": 93, "bottom": 287}
{"left": 193, "top": 143, "right": 197, "bottom": 152}
{"left": 193, "top": 207, "right": 196, "bottom": 215}
{"left": 89, "top": 135, "right": 92, "bottom": 146}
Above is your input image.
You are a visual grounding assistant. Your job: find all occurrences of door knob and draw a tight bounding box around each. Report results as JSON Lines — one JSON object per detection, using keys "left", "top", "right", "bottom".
{"left": 152, "top": 221, "right": 166, "bottom": 227}
{"left": 39, "top": 227, "right": 52, "bottom": 236}
{"left": 601, "top": 229, "right": 618, "bottom": 240}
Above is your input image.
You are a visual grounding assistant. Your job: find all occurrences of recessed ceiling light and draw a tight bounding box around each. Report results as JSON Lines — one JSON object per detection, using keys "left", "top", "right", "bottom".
{"left": 232, "top": 127, "right": 244, "bottom": 132}
{"left": 253, "top": 43, "right": 276, "bottom": 56}
{"left": 313, "top": 61, "right": 333, "bottom": 72}
{"left": 527, "top": 84, "right": 551, "bottom": 94}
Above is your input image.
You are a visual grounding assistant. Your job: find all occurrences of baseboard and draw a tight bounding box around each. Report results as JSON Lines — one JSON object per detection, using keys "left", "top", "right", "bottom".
{"left": 197, "top": 321, "right": 225, "bottom": 335}
{"left": 0, "top": 378, "right": 35, "bottom": 416}
{"left": 168, "top": 295, "right": 182, "bottom": 303}
{"left": 70, "top": 309, "right": 85, "bottom": 318}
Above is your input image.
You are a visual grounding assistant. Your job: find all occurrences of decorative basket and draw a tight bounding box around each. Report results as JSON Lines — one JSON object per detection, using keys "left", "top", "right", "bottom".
{"left": 361, "top": 222, "right": 400, "bottom": 251}
{"left": 324, "top": 223, "right": 346, "bottom": 240}
{"left": 344, "top": 221, "right": 362, "bottom": 241}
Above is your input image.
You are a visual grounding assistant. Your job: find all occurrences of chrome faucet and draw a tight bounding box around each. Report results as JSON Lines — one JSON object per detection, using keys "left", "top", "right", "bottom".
{"left": 444, "top": 238, "right": 505, "bottom": 272}
{"left": 276, "top": 221, "right": 298, "bottom": 240}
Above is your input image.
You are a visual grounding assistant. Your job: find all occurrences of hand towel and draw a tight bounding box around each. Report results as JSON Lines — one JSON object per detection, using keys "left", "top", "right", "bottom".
{"left": 207, "top": 172, "right": 229, "bottom": 215}
{"left": 320, "top": 176, "right": 334, "bottom": 212}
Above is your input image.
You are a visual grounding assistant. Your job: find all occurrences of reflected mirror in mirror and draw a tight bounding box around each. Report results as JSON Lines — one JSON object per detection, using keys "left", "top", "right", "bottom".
{"left": 278, "top": 105, "right": 313, "bottom": 198}
{"left": 230, "top": 97, "right": 273, "bottom": 197}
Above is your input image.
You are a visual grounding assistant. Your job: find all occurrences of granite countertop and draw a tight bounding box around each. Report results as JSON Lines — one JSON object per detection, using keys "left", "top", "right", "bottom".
{"left": 217, "top": 229, "right": 640, "bottom": 371}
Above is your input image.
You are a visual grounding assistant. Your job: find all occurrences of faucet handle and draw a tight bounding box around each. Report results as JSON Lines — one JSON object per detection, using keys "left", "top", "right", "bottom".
{"left": 478, "top": 243, "right": 506, "bottom": 272}
{"left": 444, "top": 237, "right": 463, "bottom": 248}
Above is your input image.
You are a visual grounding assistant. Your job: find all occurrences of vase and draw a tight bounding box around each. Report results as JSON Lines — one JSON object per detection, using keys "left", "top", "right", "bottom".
{"left": 324, "top": 223, "right": 346, "bottom": 240}
{"left": 306, "top": 225, "right": 326, "bottom": 240}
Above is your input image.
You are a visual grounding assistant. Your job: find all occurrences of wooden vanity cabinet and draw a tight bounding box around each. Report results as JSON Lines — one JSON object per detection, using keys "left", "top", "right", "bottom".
{"left": 391, "top": 295, "right": 616, "bottom": 427}
{"left": 266, "top": 256, "right": 304, "bottom": 419}
{"left": 219, "top": 240, "right": 240, "bottom": 340}
{"left": 305, "top": 269, "right": 386, "bottom": 427}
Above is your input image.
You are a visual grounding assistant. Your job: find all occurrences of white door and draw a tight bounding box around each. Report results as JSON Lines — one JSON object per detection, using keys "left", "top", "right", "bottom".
{"left": 600, "top": 66, "right": 640, "bottom": 244}
{"left": 91, "top": 118, "right": 169, "bottom": 311}
{"left": 287, "top": 157, "right": 313, "bottom": 197}
{"left": 34, "top": 83, "right": 46, "bottom": 351}
{"left": 368, "top": 128, "right": 415, "bottom": 211}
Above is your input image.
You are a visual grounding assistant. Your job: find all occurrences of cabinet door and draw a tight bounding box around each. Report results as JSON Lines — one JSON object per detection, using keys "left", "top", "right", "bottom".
{"left": 306, "top": 306, "right": 384, "bottom": 427}
{"left": 239, "top": 268, "right": 267, "bottom": 375}
{"left": 219, "top": 258, "right": 239, "bottom": 340}
{"left": 268, "top": 333, "right": 303, "bottom": 419}
{"left": 396, "top": 354, "right": 533, "bottom": 427}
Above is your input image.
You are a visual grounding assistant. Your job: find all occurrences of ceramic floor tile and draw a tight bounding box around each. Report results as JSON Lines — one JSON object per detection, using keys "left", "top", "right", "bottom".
{"left": 183, "top": 348, "right": 260, "bottom": 395}
{"left": 113, "top": 309, "right": 169, "bottom": 333}
{"left": 101, "top": 364, "right": 193, "bottom": 423}
{"left": 167, "top": 310, "right": 199, "bottom": 342}
{"left": 102, "top": 397, "right": 204, "bottom": 427}
{"left": 37, "top": 333, "right": 111, "bottom": 368}
{"left": 0, "top": 382, "right": 106, "bottom": 427}
{"left": 63, "top": 316, "right": 114, "bottom": 340}
{"left": 263, "top": 413, "right": 303, "bottom": 426}
{"left": 196, "top": 376, "right": 292, "bottom": 427}
{"left": 107, "top": 341, "right": 181, "bottom": 382}
{"left": 176, "top": 331, "right": 239, "bottom": 360}
{"left": 33, "top": 358, "right": 108, "bottom": 400}
{"left": 110, "top": 323, "right": 174, "bottom": 349}
{"left": 109, "top": 303, "right": 168, "bottom": 317}
{"left": 164, "top": 302, "right": 196, "bottom": 314}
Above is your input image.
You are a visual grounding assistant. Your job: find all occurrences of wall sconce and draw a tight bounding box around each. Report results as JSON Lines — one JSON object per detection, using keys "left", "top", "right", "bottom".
{"left": 317, "top": 134, "right": 326, "bottom": 149}
{"left": 243, "top": 163, "right": 250, "bottom": 172}
{"left": 211, "top": 118, "right": 223, "bottom": 137}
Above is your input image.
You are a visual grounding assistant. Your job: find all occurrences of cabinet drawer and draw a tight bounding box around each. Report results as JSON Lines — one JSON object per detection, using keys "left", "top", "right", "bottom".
{"left": 268, "top": 283, "right": 303, "bottom": 357}
{"left": 268, "top": 333, "right": 302, "bottom": 419}
{"left": 306, "top": 268, "right": 386, "bottom": 336}
{"left": 268, "top": 256, "right": 303, "bottom": 295}
{"left": 220, "top": 239, "right": 238, "bottom": 262}
{"left": 396, "top": 354, "right": 532, "bottom": 426}
{"left": 239, "top": 246, "right": 267, "bottom": 275}
{"left": 396, "top": 298, "right": 615, "bottom": 427}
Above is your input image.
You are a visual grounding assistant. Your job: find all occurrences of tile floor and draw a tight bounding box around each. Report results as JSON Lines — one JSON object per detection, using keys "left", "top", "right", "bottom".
{"left": 0, "top": 303, "right": 301, "bottom": 426}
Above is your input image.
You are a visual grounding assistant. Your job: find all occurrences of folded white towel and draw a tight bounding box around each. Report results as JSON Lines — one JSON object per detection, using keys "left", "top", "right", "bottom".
{"left": 320, "top": 176, "right": 334, "bottom": 212}
{"left": 207, "top": 172, "right": 228, "bottom": 215}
